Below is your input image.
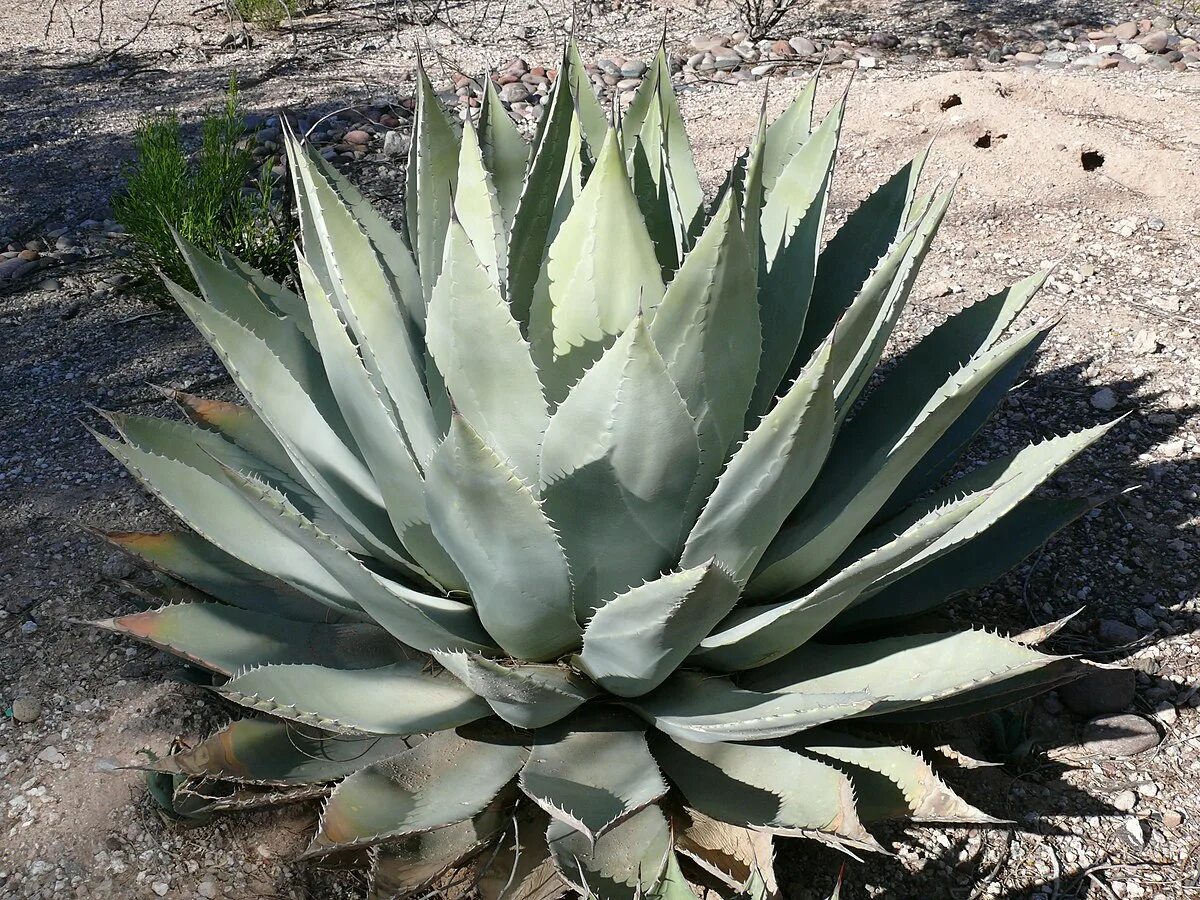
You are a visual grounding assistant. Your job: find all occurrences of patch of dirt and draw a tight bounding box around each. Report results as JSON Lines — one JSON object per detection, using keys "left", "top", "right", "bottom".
{"left": 1, "top": 0, "right": 1198, "bottom": 897}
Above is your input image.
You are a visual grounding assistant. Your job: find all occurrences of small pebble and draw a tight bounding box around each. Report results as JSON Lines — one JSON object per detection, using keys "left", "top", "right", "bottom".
{"left": 11, "top": 695, "right": 42, "bottom": 723}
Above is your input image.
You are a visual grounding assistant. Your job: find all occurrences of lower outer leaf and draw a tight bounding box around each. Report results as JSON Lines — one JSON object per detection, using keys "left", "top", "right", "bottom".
{"left": 100, "top": 530, "right": 331, "bottom": 623}
{"left": 218, "top": 661, "right": 491, "bottom": 735}
{"left": 519, "top": 710, "right": 668, "bottom": 843}
{"left": 308, "top": 729, "right": 529, "bottom": 856}
{"left": 146, "top": 718, "right": 416, "bottom": 786}
{"left": 674, "top": 808, "right": 777, "bottom": 895}
{"left": 651, "top": 736, "right": 879, "bottom": 850}
{"left": 546, "top": 804, "right": 675, "bottom": 899}
{"left": 476, "top": 806, "right": 570, "bottom": 900}
{"left": 370, "top": 797, "right": 509, "bottom": 899}
{"left": 787, "top": 729, "right": 999, "bottom": 824}
{"left": 94, "top": 602, "right": 403, "bottom": 676}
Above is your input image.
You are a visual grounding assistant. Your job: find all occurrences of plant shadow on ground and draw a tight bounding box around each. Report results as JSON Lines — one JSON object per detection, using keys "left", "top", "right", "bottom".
{"left": 804, "top": 0, "right": 1121, "bottom": 31}
{"left": 769, "top": 362, "right": 1199, "bottom": 897}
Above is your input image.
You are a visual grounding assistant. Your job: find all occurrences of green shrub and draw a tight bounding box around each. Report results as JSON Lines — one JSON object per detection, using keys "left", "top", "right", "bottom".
{"left": 230, "top": 0, "right": 297, "bottom": 28}
{"left": 112, "top": 77, "right": 295, "bottom": 306}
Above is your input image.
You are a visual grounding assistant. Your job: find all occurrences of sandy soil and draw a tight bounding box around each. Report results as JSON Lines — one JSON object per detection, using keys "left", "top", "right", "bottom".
{"left": 1, "top": 0, "right": 1198, "bottom": 897}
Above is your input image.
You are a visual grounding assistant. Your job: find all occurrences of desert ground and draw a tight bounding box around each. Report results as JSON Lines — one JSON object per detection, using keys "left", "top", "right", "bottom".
{"left": 1, "top": 0, "right": 1198, "bottom": 896}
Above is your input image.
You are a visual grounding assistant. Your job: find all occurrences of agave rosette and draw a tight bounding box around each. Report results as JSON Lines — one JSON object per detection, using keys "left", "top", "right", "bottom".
{"left": 91, "top": 42, "right": 1114, "bottom": 900}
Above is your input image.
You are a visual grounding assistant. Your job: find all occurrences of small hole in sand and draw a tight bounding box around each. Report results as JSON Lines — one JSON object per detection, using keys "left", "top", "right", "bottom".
{"left": 975, "top": 132, "right": 992, "bottom": 148}
{"left": 941, "top": 94, "right": 962, "bottom": 110}
{"left": 1081, "top": 149, "right": 1105, "bottom": 171}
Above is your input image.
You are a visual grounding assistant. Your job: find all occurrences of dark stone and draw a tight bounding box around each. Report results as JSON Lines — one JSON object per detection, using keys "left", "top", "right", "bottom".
{"left": 1059, "top": 666, "right": 1136, "bottom": 716}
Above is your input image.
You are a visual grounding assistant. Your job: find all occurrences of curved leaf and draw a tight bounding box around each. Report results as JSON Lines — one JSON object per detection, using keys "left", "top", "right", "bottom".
{"left": 577, "top": 562, "right": 740, "bottom": 697}
{"left": 309, "top": 729, "right": 527, "bottom": 855}
{"left": 426, "top": 415, "right": 579, "bottom": 661}
{"left": 434, "top": 650, "right": 597, "bottom": 728}
{"left": 751, "top": 322, "right": 1051, "bottom": 596}
{"left": 220, "top": 661, "right": 490, "bottom": 735}
{"left": 426, "top": 220, "right": 549, "bottom": 485}
{"left": 95, "top": 602, "right": 403, "bottom": 675}
{"left": 653, "top": 736, "right": 878, "bottom": 848}
{"left": 745, "top": 629, "right": 1069, "bottom": 721}
{"left": 101, "top": 530, "right": 330, "bottom": 623}
{"left": 520, "top": 711, "right": 668, "bottom": 842}
{"left": 629, "top": 671, "right": 870, "bottom": 743}
{"left": 149, "top": 718, "right": 415, "bottom": 786}
{"left": 540, "top": 318, "right": 700, "bottom": 617}
{"left": 680, "top": 336, "right": 834, "bottom": 585}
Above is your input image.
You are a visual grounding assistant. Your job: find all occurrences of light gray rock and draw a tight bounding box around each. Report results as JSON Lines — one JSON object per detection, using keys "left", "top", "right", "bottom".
{"left": 11, "top": 695, "right": 42, "bottom": 723}
{"left": 1080, "top": 713, "right": 1160, "bottom": 757}
{"left": 1139, "top": 31, "right": 1169, "bottom": 53}
{"left": 789, "top": 36, "right": 817, "bottom": 56}
{"left": 1090, "top": 387, "right": 1118, "bottom": 410}
{"left": 499, "top": 83, "right": 531, "bottom": 104}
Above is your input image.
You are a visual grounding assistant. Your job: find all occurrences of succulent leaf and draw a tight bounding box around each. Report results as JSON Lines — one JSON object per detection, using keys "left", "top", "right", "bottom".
{"left": 541, "top": 318, "right": 700, "bottom": 618}
{"left": 745, "top": 629, "right": 1071, "bottom": 721}
{"left": 426, "top": 219, "right": 549, "bottom": 485}
{"left": 309, "top": 729, "right": 527, "bottom": 855}
{"left": 147, "top": 718, "right": 415, "bottom": 786}
{"left": 751, "top": 321, "right": 1052, "bottom": 596}
{"left": 519, "top": 710, "right": 668, "bottom": 843}
{"left": 289, "top": 138, "right": 440, "bottom": 469}
{"left": 699, "top": 488, "right": 993, "bottom": 670}
{"left": 566, "top": 39, "right": 609, "bottom": 154}
{"left": 426, "top": 415, "right": 580, "bottom": 661}
{"left": 795, "top": 147, "right": 929, "bottom": 372}
{"left": 651, "top": 188, "right": 761, "bottom": 500}
{"left": 478, "top": 76, "right": 533, "bottom": 230}
{"left": 547, "top": 804, "right": 677, "bottom": 899}
{"left": 508, "top": 63, "right": 579, "bottom": 322}
{"left": 168, "top": 390, "right": 299, "bottom": 480}
{"left": 577, "top": 561, "right": 740, "bottom": 697}
{"left": 434, "top": 651, "right": 598, "bottom": 728}
{"left": 95, "top": 602, "right": 404, "bottom": 676}
{"left": 791, "top": 730, "right": 1000, "bottom": 824}
{"left": 528, "top": 125, "right": 665, "bottom": 402}
{"left": 101, "top": 530, "right": 330, "bottom": 623}
{"left": 653, "top": 736, "right": 878, "bottom": 848}
{"left": 750, "top": 95, "right": 843, "bottom": 418}
{"left": 220, "top": 661, "right": 491, "bottom": 735}
{"left": 406, "top": 58, "right": 461, "bottom": 305}
{"left": 455, "top": 119, "right": 510, "bottom": 287}
{"left": 630, "top": 671, "right": 871, "bottom": 743}
{"left": 680, "top": 336, "right": 834, "bottom": 585}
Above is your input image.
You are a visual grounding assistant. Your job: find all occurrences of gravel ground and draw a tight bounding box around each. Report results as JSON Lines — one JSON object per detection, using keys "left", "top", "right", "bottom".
{"left": 1, "top": 0, "right": 1199, "bottom": 897}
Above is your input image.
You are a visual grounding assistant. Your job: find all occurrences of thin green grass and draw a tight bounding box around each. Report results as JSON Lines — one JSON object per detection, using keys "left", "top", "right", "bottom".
{"left": 231, "top": 0, "right": 298, "bottom": 28}
{"left": 111, "top": 77, "right": 295, "bottom": 306}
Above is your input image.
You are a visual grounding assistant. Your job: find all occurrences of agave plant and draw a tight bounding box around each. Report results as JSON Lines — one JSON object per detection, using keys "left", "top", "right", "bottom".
{"left": 90, "top": 41, "right": 1116, "bottom": 899}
